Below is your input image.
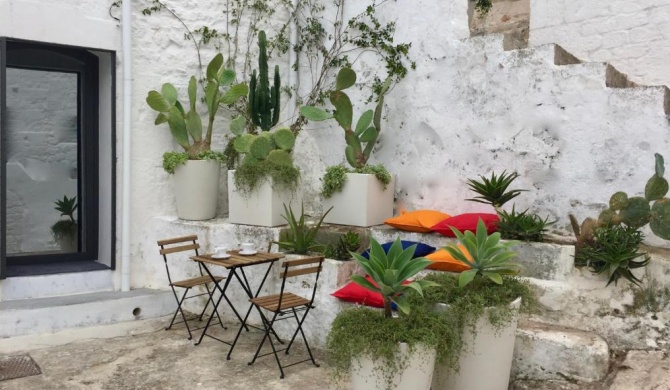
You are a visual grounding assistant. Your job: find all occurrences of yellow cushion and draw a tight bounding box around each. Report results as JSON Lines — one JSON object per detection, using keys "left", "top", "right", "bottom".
{"left": 385, "top": 210, "right": 451, "bottom": 233}
{"left": 426, "top": 244, "right": 472, "bottom": 273}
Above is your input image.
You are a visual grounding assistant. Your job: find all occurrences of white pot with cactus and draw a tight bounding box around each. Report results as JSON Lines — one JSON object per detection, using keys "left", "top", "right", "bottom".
{"left": 227, "top": 31, "right": 301, "bottom": 227}
{"left": 146, "top": 53, "right": 247, "bottom": 221}
{"left": 301, "top": 68, "right": 394, "bottom": 227}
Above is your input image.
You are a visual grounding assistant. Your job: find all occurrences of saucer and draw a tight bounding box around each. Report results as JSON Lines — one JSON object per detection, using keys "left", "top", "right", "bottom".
{"left": 211, "top": 253, "right": 231, "bottom": 259}
{"left": 239, "top": 250, "right": 257, "bottom": 256}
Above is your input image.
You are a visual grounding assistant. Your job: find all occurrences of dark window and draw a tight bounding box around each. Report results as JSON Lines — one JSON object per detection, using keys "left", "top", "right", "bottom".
{"left": 0, "top": 39, "right": 101, "bottom": 273}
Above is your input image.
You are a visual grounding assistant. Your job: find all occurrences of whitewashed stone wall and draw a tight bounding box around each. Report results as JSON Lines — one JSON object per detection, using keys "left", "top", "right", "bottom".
{"left": 530, "top": 0, "right": 670, "bottom": 86}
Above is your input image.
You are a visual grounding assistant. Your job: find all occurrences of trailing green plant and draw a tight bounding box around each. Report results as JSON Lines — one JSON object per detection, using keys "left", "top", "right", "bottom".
{"left": 232, "top": 128, "right": 300, "bottom": 195}
{"left": 326, "top": 305, "right": 461, "bottom": 387}
{"left": 466, "top": 171, "right": 525, "bottom": 213}
{"left": 571, "top": 153, "right": 670, "bottom": 254}
{"left": 146, "top": 53, "right": 248, "bottom": 156}
{"left": 497, "top": 206, "right": 555, "bottom": 242}
{"left": 324, "top": 231, "right": 362, "bottom": 260}
{"left": 320, "top": 164, "right": 391, "bottom": 198}
{"left": 275, "top": 203, "right": 332, "bottom": 255}
{"left": 576, "top": 224, "right": 650, "bottom": 286}
{"left": 445, "top": 218, "right": 523, "bottom": 287}
{"left": 351, "top": 237, "right": 438, "bottom": 318}
{"left": 473, "top": 0, "right": 493, "bottom": 14}
{"left": 162, "top": 151, "right": 226, "bottom": 174}
{"left": 51, "top": 195, "right": 77, "bottom": 242}
{"left": 249, "top": 30, "right": 280, "bottom": 132}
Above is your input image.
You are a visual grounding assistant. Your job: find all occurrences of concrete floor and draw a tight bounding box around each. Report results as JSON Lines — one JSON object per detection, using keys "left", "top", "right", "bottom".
{"left": 0, "top": 317, "right": 338, "bottom": 390}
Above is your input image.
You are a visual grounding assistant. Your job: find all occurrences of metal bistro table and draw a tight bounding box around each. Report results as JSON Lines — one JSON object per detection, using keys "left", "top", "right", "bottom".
{"left": 191, "top": 250, "right": 285, "bottom": 358}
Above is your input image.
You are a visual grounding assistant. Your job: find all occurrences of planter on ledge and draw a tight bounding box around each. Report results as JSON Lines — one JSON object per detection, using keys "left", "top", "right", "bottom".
{"left": 228, "top": 170, "right": 300, "bottom": 227}
{"left": 323, "top": 173, "right": 394, "bottom": 227}
{"left": 173, "top": 160, "right": 220, "bottom": 221}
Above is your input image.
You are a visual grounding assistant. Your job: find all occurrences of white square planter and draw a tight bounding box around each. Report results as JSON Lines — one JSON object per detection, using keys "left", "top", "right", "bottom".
{"left": 227, "top": 170, "right": 301, "bottom": 227}
{"left": 323, "top": 173, "right": 394, "bottom": 227}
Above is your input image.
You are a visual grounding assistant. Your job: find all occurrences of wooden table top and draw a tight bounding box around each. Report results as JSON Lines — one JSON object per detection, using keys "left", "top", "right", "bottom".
{"left": 191, "top": 250, "right": 285, "bottom": 269}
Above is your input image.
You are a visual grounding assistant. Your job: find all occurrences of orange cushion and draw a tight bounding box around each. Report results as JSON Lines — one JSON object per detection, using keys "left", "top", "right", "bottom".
{"left": 385, "top": 210, "right": 451, "bottom": 233}
{"left": 426, "top": 244, "right": 472, "bottom": 272}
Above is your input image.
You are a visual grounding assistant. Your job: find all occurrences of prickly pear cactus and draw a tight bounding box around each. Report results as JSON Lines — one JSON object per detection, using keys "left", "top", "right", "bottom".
{"left": 233, "top": 128, "right": 296, "bottom": 169}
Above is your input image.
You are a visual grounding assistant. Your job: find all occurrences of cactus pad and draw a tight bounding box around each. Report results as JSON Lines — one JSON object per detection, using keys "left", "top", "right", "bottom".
{"left": 241, "top": 154, "right": 259, "bottom": 166}
{"left": 609, "top": 192, "right": 629, "bottom": 211}
{"left": 249, "top": 136, "right": 273, "bottom": 159}
{"left": 598, "top": 209, "right": 619, "bottom": 226}
{"left": 645, "top": 174, "right": 669, "bottom": 201}
{"left": 650, "top": 198, "right": 670, "bottom": 239}
{"left": 274, "top": 128, "right": 295, "bottom": 150}
{"left": 619, "top": 196, "right": 651, "bottom": 229}
{"left": 233, "top": 134, "right": 254, "bottom": 153}
{"left": 335, "top": 67, "right": 356, "bottom": 91}
{"left": 267, "top": 150, "right": 293, "bottom": 166}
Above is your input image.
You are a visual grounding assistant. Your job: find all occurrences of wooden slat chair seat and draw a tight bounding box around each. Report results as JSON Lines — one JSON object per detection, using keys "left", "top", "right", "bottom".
{"left": 247, "top": 256, "right": 325, "bottom": 379}
{"left": 157, "top": 235, "right": 225, "bottom": 341}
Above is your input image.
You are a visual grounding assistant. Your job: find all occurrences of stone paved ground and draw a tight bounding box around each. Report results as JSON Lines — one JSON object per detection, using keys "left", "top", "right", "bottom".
{"left": 0, "top": 319, "right": 338, "bottom": 390}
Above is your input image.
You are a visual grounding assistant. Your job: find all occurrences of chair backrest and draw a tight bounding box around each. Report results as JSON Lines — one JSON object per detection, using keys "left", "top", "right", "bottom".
{"left": 277, "top": 256, "right": 325, "bottom": 308}
{"left": 157, "top": 235, "right": 200, "bottom": 285}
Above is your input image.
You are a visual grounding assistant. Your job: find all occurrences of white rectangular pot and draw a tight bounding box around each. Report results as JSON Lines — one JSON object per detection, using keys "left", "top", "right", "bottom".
{"left": 228, "top": 170, "right": 301, "bottom": 227}
{"left": 323, "top": 173, "right": 394, "bottom": 227}
{"left": 173, "top": 159, "right": 220, "bottom": 220}
{"left": 351, "top": 343, "right": 436, "bottom": 390}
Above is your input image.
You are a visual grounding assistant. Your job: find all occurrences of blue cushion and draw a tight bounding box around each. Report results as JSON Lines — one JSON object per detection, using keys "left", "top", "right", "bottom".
{"left": 360, "top": 240, "right": 436, "bottom": 259}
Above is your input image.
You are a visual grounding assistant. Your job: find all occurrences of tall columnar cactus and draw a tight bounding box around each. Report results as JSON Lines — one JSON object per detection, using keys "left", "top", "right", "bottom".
{"left": 146, "top": 54, "right": 248, "bottom": 156}
{"left": 300, "top": 68, "right": 391, "bottom": 169}
{"left": 249, "top": 30, "right": 280, "bottom": 132}
{"left": 571, "top": 153, "right": 670, "bottom": 246}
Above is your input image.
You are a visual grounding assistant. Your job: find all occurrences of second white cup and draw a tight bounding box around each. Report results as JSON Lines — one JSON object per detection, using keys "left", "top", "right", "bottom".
{"left": 241, "top": 242, "right": 255, "bottom": 253}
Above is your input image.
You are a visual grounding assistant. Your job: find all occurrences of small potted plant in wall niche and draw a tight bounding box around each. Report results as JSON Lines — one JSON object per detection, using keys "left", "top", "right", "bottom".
{"left": 147, "top": 54, "right": 247, "bottom": 220}
{"left": 227, "top": 30, "right": 301, "bottom": 227}
{"left": 51, "top": 195, "right": 78, "bottom": 253}
{"left": 301, "top": 68, "right": 393, "bottom": 227}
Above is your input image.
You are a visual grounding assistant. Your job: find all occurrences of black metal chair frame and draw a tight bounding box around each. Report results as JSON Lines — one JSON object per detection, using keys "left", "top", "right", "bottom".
{"left": 158, "top": 235, "right": 225, "bottom": 340}
{"left": 246, "top": 256, "right": 325, "bottom": 379}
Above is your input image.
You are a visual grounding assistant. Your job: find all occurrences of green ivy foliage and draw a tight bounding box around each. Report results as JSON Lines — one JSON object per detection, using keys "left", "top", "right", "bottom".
{"left": 162, "top": 151, "right": 225, "bottom": 174}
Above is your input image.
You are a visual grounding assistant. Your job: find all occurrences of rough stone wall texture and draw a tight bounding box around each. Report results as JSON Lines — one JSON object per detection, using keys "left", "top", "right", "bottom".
{"left": 530, "top": 0, "right": 670, "bottom": 86}
{"left": 469, "top": 0, "right": 530, "bottom": 49}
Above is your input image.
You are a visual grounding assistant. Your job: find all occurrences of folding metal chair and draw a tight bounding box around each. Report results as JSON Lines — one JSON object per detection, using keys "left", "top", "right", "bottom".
{"left": 157, "top": 235, "right": 226, "bottom": 340}
{"left": 247, "top": 255, "right": 325, "bottom": 378}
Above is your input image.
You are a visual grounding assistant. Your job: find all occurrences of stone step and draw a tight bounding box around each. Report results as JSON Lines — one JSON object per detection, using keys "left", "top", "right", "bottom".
{"left": 513, "top": 321, "right": 610, "bottom": 383}
{"left": 503, "top": 43, "right": 557, "bottom": 67}
{"left": 1, "top": 267, "right": 114, "bottom": 301}
{"left": 0, "top": 288, "right": 176, "bottom": 338}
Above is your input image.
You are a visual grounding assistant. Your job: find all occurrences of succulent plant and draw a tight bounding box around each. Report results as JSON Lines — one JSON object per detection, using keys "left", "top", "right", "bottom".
{"left": 571, "top": 153, "right": 670, "bottom": 252}
{"left": 300, "top": 67, "right": 391, "bottom": 170}
{"left": 466, "top": 171, "right": 525, "bottom": 213}
{"left": 233, "top": 128, "right": 295, "bottom": 167}
{"left": 146, "top": 54, "right": 248, "bottom": 156}
{"left": 249, "top": 30, "right": 280, "bottom": 132}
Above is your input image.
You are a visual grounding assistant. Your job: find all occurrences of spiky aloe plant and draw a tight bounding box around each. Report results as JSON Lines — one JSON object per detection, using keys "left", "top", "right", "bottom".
{"left": 51, "top": 195, "right": 77, "bottom": 242}
{"left": 466, "top": 171, "right": 525, "bottom": 213}
{"left": 497, "top": 206, "right": 555, "bottom": 242}
{"left": 249, "top": 30, "right": 280, "bottom": 132}
{"left": 351, "top": 238, "right": 438, "bottom": 318}
{"left": 146, "top": 54, "right": 248, "bottom": 156}
{"left": 275, "top": 203, "right": 332, "bottom": 254}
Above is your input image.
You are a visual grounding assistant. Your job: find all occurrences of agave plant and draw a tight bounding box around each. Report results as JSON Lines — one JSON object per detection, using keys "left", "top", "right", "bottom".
{"left": 51, "top": 195, "right": 77, "bottom": 242}
{"left": 445, "top": 218, "right": 522, "bottom": 287}
{"left": 466, "top": 171, "right": 525, "bottom": 212}
{"left": 576, "top": 224, "right": 650, "bottom": 286}
{"left": 275, "top": 203, "right": 332, "bottom": 254}
{"left": 351, "top": 238, "right": 438, "bottom": 318}
{"left": 497, "top": 206, "right": 555, "bottom": 242}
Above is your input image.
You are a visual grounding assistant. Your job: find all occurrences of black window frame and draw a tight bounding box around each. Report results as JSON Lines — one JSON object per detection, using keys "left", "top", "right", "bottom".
{"left": 0, "top": 38, "right": 111, "bottom": 273}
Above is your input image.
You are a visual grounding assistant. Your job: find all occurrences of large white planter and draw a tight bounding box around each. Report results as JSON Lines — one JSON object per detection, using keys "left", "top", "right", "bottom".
{"left": 173, "top": 160, "right": 220, "bottom": 221}
{"left": 228, "top": 170, "right": 300, "bottom": 227}
{"left": 351, "top": 343, "right": 436, "bottom": 390}
{"left": 323, "top": 173, "right": 394, "bottom": 227}
{"left": 432, "top": 297, "right": 522, "bottom": 390}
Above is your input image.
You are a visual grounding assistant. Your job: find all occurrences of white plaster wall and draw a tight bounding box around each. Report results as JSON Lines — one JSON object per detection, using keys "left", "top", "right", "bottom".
{"left": 530, "top": 0, "right": 670, "bottom": 86}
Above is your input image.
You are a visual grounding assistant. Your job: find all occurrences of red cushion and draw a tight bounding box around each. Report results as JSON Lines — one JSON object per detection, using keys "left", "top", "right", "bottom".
{"left": 331, "top": 275, "right": 384, "bottom": 308}
{"left": 430, "top": 213, "right": 499, "bottom": 237}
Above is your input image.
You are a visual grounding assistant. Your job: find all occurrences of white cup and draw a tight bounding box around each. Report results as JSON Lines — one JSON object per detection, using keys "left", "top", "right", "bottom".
{"left": 241, "top": 242, "right": 255, "bottom": 253}
{"left": 214, "top": 246, "right": 228, "bottom": 257}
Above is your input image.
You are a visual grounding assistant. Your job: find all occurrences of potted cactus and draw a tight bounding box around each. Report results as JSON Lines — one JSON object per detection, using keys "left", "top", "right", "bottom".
{"left": 147, "top": 53, "right": 247, "bottom": 220}
{"left": 227, "top": 31, "right": 300, "bottom": 226}
{"left": 300, "top": 68, "right": 393, "bottom": 227}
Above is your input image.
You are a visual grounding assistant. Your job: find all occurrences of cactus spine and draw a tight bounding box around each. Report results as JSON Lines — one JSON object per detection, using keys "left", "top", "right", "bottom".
{"left": 249, "top": 30, "right": 280, "bottom": 132}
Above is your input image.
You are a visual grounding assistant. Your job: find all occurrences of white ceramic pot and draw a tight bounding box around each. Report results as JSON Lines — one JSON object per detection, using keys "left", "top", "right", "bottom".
{"left": 323, "top": 173, "right": 394, "bottom": 227}
{"left": 351, "top": 343, "right": 436, "bottom": 390}
{"left": 173, "top": 159, "right": 220, "bottom": 220}
{"left": 59, "top": 231, "right": 78, "bottom": 253}
{"left": 432, "top": 297, "right": 522, "bottom": 390}
{"left": 227, "top": 170, "right": 301, "bottom": 227}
